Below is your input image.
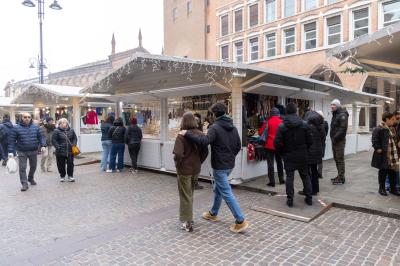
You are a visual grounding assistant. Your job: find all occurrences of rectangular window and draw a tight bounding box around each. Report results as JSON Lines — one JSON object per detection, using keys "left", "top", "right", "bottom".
{"left": 221, "top": 45, "right": 229, "bottom": 62}
{"left": 220, "top": 14, "right": 229, "bottom": 36}
{"left": 249, "top": 4, "right": 259, "bottom": 27}
{"left": 265, "top": 33, "right": 276, "bottom": 57}
{"left": 382, "top": 0, "right": 400, "bottom": 27}
{"left": 265, "top": 0, "right": 276, "bottom": 23}
{"left": 353, "top": 8, "right": 369, "bottom": 38}
{"left": 327, "top": 0, "right": 338, "bottom": 4}
{"left": 234, "top": 42, "right": 243, "bottom": 62}
{"left": 249, "top": 37, "right": 259, "bottom": 61}
{"left": 304, "top": 22, "right": 317, "bottom": 49}
{"left": 326, "top": 15, "right": 341, "bottom": 45}
{"left": 187, "top": 1, "right": 192, "bottom": 14}
{"left": 284, "top": 0, "right": 295, "bottom": 17}
{"left": 304, "top": 0, "right": 317, "bottom": 11}
{"left": 234, "top": 9, "right": 243, "bottom": 32}
{"left": 284, "top": 28, "right": 295, "bottom": 53}
{"left": 172, "top": 8, "right": 178, "bottom": 22}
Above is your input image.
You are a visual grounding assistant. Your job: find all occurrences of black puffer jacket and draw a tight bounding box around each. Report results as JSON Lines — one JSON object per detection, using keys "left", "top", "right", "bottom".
{"left": 101, "top": 122, "right": 113, "bottom": 141}
{"left": 52, "top": 127, "right": 77, "bottom": 157}
{"left": 371, "top": 123, "right": 390, "bottom": 169}
{"left": 330, "top": 107, "right": 349, "bottom": 143}
{"left": 274, "top": 114, "right": 312, "bottom": 170}
{"left": 107, "top": 120, "right": 126, "bottom": 144}
{"left": 305, "top": 111, "right": 325, "bottom": 164}
{"left": 185, "top": 115, "right": 241, "bottom": 170}
{"left": 125, "top": 125, "right": 142, "bottom": 145}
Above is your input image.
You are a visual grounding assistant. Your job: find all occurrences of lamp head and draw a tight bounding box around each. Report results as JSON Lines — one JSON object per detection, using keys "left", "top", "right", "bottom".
{"left": 22, "top": 0, "right": 35, "bottom": 8}
{"left": 49, "top": 0, "right": 62, "bottom": 10}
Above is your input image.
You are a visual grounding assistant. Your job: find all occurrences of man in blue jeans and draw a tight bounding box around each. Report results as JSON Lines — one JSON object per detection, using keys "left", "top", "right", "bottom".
{"left": 181, "top": 103, "right": 249, "bottom": 233}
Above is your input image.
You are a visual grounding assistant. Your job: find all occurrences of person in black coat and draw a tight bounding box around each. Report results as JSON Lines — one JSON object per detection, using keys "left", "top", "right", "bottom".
{"left": 107, "top": 118, "right": 126, "bottom": 173}
{"left": 274, "top": 103, "right": 313, "bottom": 207}
{"left": 100, "top": 115, "right": 114, "bottom": 171}
{"left": 125, "top": 117, "right": 142, "bottom": 174}
{"left": 52, "top": 118, "right": 78, "bottom": 182}
{"left": 303, "top": 111, "right": 325, "bottom": 195}
{"left": 371, "top": 112, "right": 400, "bottom": 196}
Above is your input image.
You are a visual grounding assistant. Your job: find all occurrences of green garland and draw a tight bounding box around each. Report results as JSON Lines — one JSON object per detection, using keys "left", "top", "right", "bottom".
{"left": 339, "top": 66, "right": 367, "bottom": 75}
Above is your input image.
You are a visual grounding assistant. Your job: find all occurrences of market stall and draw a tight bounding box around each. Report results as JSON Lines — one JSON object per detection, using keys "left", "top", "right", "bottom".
{"left": 0, "top": 97, "right": 33, "bottom": 123}
{"left": 83, "top": 54, "right": 393, "bottom": 184}
{"left": 12, "top": 84, "right": 114, "bottom": 153}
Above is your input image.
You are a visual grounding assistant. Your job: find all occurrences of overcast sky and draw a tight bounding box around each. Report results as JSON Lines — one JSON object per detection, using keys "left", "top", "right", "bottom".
{"left": 0, "top": 0, "right": 164, "bottom": 95}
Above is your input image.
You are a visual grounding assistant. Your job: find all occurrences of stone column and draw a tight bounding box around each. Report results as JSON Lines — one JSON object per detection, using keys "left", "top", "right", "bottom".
{"left": 230, "top": 78, "right": 243, "bottom": 140}
{"left": 160, "top": 98, "right": 168, "bottom": 170}
{"left": 365, "top": 107, "right": 370, "bottom": 132}
{"left": 352, "top": 103, "right": 359, "bottom": 134}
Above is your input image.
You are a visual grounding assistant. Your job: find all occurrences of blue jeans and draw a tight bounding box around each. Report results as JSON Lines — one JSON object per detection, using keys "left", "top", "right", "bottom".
{"left": 100, "top": 140, "right": 112, "bottom": 171}
{"left": 109, "top": 143, "right": 125, "bottom": 171}
{"left": 210, "top": 169, "right": 245, "bottom": 223}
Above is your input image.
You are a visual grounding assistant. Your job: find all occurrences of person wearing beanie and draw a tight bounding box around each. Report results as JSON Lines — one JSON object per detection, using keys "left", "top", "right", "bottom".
{"left": 274, "top": 103, "right": 313, "bottom": 207}
{"left": 180, "top": 103, "right": 249, "bottom": 233}
{"left": 107, "top": 118, "right": 126, "bottom": 173}
{"left": 40, "top": 116, "right": 55, "bottom": 172}
{"left": 330, "top": 99, "right": 349, "bottom": 185}
{"left": 100, "top": 115, "right": 115, "bottom": 171}
{"left": 0, "top": 114, "right": 14, "bottom": 166}
{"left": 258, "top": 107, "right": 284, "bottom": 187}
{"left": 125, "top": 117, "right": 142, "bottom": 174}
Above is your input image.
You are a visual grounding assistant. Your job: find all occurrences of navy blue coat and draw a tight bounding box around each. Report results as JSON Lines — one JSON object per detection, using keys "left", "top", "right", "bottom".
{"left": 1, "top": 120, "right": 14, "bottom": 142}
{"left": 8, "top": 121, "right": 46, "bottom": 153}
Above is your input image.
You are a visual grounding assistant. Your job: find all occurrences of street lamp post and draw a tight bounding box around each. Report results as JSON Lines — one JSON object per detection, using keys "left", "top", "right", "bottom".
{"left": 22, "top": 0, "right": 62, "bottom": 84}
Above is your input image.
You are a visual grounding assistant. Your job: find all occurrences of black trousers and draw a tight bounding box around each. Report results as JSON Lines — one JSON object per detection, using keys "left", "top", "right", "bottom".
{"left": 378, "top": 168, "right": 397, "bottom": 192}
{"left": 128, "top": 143, "right": 141, "bottom": 170}
{"left": 266, "top": 149, "right": 284, "bottom": 184}
{"left": 285, "top": 165, "right": 312, "bottom": 202}
{"left": 56, "top": 156, "right": 74, "bottom": 178}
{"left": 309, "top": 164, "right": 319, "bottom": 195}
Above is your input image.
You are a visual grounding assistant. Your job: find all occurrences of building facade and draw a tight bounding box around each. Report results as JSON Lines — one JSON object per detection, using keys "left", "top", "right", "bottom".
{"left": 164, "top": 0, "right": 400, "bottom": 125}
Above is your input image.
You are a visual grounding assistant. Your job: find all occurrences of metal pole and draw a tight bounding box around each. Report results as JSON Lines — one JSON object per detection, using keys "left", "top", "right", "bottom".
{"left": 38, "top": 0, "right": 44, "bottom": 84}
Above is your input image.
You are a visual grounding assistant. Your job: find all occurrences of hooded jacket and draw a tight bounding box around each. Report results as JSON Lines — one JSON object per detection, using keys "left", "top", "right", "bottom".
{"left": 107, "top": 120, "right": 126, "bottom": 144}
{"left": 185, "top": 115, "right": 241, "bottom": 170}
{"left": 305, "top": 111, "right": 326, "bottom": 164}
{"left": 101, "top": 122, "right": 113, "bottom": 141}
{"left": 8, "top": 120, "right": 46, "bottom": 153}
{"left": 330, "top": 107, "right": 349, "bottom": 143}
{"left": 258, "top": 115, "right": 282, "bottom": 150}
{"left": 52, "top": 126, "right": 78, "bottom": 157}
{"left": 40, "top": 124, "right": 55, "bottom": 146}
{"left": 1, "top": 120, "right": 13, "bottom": 141}
{"left": 274, "top": 114, "right": 312, "bottom": 169}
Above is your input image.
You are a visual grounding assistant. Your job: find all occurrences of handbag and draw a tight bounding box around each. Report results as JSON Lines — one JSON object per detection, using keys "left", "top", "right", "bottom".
{"left": 258, "top": 122, "right": 268, "bottom": 145}
{"left": 64, "top": 132, "right": 81, "bottom": 156}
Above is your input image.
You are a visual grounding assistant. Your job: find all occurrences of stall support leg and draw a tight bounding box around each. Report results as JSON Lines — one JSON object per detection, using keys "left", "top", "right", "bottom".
{"left": 10, "top": 108, "right": 16, "bottom": 124}
{"left": 160, "top": 98, "right": 168, "bottom": 171}
{"left": 365, "top": 107, "right": 370, "bottom": 132}
{"left": 352, "top": 103, "right": 359, "bottom": 155}
{"left": 231, "top": 78, "right": 244, "bottom": 184}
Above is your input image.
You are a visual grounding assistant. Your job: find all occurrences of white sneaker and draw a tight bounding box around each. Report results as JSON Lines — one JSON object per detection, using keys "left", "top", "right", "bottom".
{"left": 67, "top": 177, "right": 75, "bottom": 182}
{"left": 106, "top": 169, "right": 113, "bottom": 173}
{"left": 134, "top": 170, "right": 138, "bottom": 174}
{"left": 60, "top": 177, "right": 65, "bottom": 182}
{"left": 116, "top": 169, "right": 121, "bottom": 173}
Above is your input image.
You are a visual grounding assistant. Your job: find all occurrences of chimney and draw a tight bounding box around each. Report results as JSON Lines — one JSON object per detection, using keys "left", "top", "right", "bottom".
{"left": 138, "top": 28, "right": 143, "bottom": 48}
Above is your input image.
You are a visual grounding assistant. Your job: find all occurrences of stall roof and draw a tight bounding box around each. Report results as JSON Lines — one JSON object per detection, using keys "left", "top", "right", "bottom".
{"left": 12, "top": 83, "right": 111, "bottom": 105}
{"left": 0, "top": 97, "right": 32, "bottom": 107}
{"left": 83, "top": 54, "right": 393, "bottom": 105}
{"left": 327, "top": 22, "right": 400, "bottom": 80}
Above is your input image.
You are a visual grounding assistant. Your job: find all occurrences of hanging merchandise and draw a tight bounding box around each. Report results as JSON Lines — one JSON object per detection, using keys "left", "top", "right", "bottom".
{"left": 85, "top": 109, "right": 98, "bottom": 125}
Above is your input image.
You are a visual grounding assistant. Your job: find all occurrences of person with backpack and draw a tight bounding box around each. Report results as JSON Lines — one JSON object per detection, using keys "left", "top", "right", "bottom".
{"left": 180, "top": 103, "right": 249, "bottom": 233}
{"left": 125, "top": 117, "right": 142, "bottom": 174}
{"left": 173, "top": 112, "right": 208, "bottom": 232}
{"left": 274, "top": 103, "right": 313, "bottom": 207}
{"left": 258, "top": 107, "right": 284, "bottom": 187}
{"left": 0, "top": 114, "right": 14, "bottom": 166}
{"left": 52, "top": 118, "right": 78, "bottom": 182}
{"left": 106, "top": 118, "right": 126, "bottom": 173}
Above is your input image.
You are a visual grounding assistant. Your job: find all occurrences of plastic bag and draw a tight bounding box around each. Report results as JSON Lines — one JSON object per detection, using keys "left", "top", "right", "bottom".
{"left": 42, "top": 147, "right": 49, "bottom": 157}
{"left": 6, "top": 157, "right": 18, "bottom": 175}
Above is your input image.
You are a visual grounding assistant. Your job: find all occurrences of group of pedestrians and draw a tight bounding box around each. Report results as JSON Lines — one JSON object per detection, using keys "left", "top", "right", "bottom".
{"left": 100, "top": 116, "right": 143, "bottom": 174}
{"left": 0, "top": 113, "right": 78, "bottom": 191}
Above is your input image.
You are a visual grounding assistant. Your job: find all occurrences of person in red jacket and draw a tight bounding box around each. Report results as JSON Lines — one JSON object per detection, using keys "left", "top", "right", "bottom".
{"left": 258, "top": 107, "right": 285, "bottom": 187}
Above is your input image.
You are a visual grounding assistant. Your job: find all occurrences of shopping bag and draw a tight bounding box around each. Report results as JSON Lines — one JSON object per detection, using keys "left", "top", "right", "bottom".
{"left": 6, "top": 157, "right": 18, "bottom": 175}
{"left": 42, "top": 147, "right": 49, "bottom": 157}
{"left": 71, "top": 145, "right": 81, "bottom": 156}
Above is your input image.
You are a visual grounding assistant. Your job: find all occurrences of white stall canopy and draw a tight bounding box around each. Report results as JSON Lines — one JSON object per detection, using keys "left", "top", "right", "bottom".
{"left": 83, "top": 54, "right": 393, "bottom": 105}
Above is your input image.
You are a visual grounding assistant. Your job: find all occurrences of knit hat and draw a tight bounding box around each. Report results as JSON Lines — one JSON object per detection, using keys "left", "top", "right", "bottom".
{"left": 3, "top": 113, "right": 10, "bottom": 121}
{"left": 270, "top": 107, "right": 280, "bottom": 117}
{"left": 130, "top": 117, "right": 137, "bottom": 125}
{"left": 210, "top": 103, "right": 227, "bottom": 118}
{"left": 331, "top": 99, "right": 341, "bottom": 107}
{"left": 46, "top": 117, "right": 54, "bottom": 123}
{"left": 286, "top": 103, "right": 298, "bottom": 115}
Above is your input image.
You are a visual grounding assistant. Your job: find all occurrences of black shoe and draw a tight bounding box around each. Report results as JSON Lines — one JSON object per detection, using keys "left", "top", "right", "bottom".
{"left": 28, "top": 179, "right": 37, "bottom": 186}
{"left": 298, "top": 190, "right": 305, "bottom": 196}
{"left": 379, "top": 187, "right": 388, "bottom": 196}
{"left": 305, "top": 198, "right": 313, "bottom": 206}
{"left": 180, "top": 221, "right": 193, "bottom": 232}
{"left": 332, "top": 177, "right": 345, "bottom": 185}
{"left": 286, "top": 200, "right": 293, "bottom": 208}
{"left": 194, "top": 183, "right": 204, "bottom": 190}
{"left": 389, "top": 190, "right": 400, "bottom": 196}
{"left": 21, "top": 185, "right": 29, "bottom": 192}
{"left": 2, "top": 160, "right": 7, "bottom": 166}
{"left": 267, "top": 182, "right": 275, "bottom": 187}
{"left": 279, "top": 180, "right": 285, "bottom": 185}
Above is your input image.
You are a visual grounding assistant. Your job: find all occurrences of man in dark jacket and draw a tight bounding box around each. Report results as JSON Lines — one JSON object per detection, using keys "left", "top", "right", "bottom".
{"left": 371, "top": 112, "right": 400, "bottom": 196}
{"left": 330, "top": 99, "right": 349, "bottom": 185}
{"left": 0, "top": 114, "right": 14, "bottom": 166}
{"left": 316, "top": 111, "right": 329, "bottom": 179}
{"left": 181, "top": 103, "right": 249, "bottom": 233}
{"left": 274, "top": 103, "right": 313, "bottom": 207}
{"left": 8, "top": 113, "right": 46, "bottom": 191}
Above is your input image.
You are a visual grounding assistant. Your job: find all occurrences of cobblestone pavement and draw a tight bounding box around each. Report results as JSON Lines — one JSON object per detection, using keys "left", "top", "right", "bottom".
{"left": 1, "top": 163, "right": 400, "bottom": 265}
